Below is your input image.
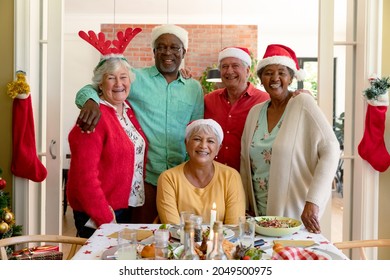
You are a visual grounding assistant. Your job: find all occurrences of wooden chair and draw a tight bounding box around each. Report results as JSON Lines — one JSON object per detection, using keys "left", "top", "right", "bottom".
{"left": 0, "top": 235, "right": 87, "bottom": 260}
{"left": 334, "top": 239, "right": 390, "bottom": 260}
{"left": 152, "top": 215, "right": 161, "bottom": 224}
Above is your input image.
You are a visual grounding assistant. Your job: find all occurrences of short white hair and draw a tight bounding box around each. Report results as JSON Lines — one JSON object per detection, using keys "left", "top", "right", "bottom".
{"left": 185, "top": 119, "right": 224, "bottom": 145}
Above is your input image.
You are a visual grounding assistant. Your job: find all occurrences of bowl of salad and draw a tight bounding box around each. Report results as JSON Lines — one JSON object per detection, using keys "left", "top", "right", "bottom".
{"left": 255, "top": 216, "right": 302, "bottom": 237}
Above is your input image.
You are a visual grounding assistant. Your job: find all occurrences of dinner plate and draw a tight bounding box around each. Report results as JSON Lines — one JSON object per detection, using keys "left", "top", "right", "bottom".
{"left": 309, "top": 248, "right": 345, "bottom": 260}
{"left": 254, "top": 216, "right": 302, "bottom": 237}
{"left": 101, "top": 246, "right": 118, "bottom": 260}
{"left": 169, "top": 226, "right": 181, "bottom": 240}
{"left": 101, "top": 245, "right": 144, "bottom": 260}
{"left": 223, "top": 228, "right": 235, "bottom": 240}
{"left": 259, "top": 248, "right": 344, "bottom": 260}
{"left": 169, "top": 226, "right": 235, "bottom": 240}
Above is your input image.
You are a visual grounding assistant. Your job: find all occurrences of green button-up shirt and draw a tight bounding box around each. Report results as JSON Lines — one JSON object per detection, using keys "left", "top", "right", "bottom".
{"left": 76, "top": 65, "right": 204, "bottom": 185}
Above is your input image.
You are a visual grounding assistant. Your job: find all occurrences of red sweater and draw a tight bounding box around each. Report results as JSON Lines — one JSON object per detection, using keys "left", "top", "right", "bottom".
{"left": 204, "top": 83, "right": 269, "bottom": 171}
{"left": 66, "top": 102, "right": 148, "bottom": 227}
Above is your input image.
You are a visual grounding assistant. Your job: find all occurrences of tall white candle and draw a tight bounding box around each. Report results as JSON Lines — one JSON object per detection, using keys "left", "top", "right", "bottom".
{"left": 210, "top": 202, "right": 217, "bottom": 229}
{"left": 209, "top": 202, "right": 217, "bottom": 238}
{"left": 208, "top": 202, "right": 217, "bottom": 254}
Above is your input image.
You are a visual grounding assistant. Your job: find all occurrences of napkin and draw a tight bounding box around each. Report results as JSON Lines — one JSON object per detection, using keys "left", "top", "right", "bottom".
{"left": 271, "top": 246, "right": 329, "bottom": 260}
{"left": 273, "top": 240, "right": 317, "bottom": 248}
{"left": 12, "top": 245, "right": 60, "bottom": 256}
{"left": 107, "top": 228, "right": 153, "bottom": 241}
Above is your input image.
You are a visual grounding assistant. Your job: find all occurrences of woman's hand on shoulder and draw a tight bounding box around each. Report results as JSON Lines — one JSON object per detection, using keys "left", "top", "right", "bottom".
{"left": 180, "top": 68, "right": 192, "bottom": 79}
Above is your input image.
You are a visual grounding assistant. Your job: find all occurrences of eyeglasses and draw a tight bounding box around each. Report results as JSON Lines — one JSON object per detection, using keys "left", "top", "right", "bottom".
{"left": 155, "top": 46, "right": 182, "bottom": 54}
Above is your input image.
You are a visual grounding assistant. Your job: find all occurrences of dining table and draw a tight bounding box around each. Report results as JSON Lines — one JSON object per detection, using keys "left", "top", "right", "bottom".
{"left": 71, "top": 223, "right": 348, "bottom": 260}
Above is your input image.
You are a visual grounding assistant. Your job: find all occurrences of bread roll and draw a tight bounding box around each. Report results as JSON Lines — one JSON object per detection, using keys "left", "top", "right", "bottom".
{"left": 140, "top": 243, "right": 155, "bottom": 258}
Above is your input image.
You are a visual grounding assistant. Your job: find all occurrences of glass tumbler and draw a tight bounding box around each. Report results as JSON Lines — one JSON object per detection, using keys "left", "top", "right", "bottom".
{"left": 238, "top": 216, "right": 256, "bottom": 247}
{"left": 117, "top": 228, "right": 137, "bottom": 260}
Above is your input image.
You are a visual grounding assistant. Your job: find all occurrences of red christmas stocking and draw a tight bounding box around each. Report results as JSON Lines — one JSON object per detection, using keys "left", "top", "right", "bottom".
{"left": 11, "top": 94, "right": 47, "bottom": 182}
{"left": 358, "top": 100, "right": 390, "bottom": 172}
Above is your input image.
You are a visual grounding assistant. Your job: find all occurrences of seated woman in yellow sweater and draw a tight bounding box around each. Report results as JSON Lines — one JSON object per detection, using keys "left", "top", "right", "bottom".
{"left": 157, "top": 119, "right": 245, "bottom": 225}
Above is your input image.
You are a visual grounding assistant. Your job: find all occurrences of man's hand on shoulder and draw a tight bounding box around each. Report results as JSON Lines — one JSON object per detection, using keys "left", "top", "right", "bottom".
{"left": 76, "top": 99, "right": 101, "bottom": 132}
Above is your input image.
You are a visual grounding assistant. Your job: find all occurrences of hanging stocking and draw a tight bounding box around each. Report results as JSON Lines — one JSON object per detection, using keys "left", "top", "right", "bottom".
{"left": 358, "top": 76, "right": 390, "bottom": 172}
{"left": 8, "top": 71, "right": 47, "bottom": 182}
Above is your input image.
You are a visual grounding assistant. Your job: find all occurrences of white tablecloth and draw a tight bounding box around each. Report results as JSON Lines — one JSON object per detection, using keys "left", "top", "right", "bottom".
{"left": 72, "top": 223, "right": 348, "bottom": 260}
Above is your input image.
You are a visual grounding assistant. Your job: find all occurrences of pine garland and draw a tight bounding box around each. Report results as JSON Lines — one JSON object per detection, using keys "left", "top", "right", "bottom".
{"left": 0, "top": 168, "right": 23, "bottom": 255}
{"left": 363, "top": 76, "right": 390, "bottom": 101}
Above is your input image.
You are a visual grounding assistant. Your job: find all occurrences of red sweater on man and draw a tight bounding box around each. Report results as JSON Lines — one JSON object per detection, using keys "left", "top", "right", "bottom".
{"left": 204, "top": 82, "right": 269, "bottom": 171}
{"left": 66, "top": 101, "right": 147, "bottom": 227}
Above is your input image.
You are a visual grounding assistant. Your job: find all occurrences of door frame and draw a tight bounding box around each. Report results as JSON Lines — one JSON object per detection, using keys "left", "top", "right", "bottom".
{"left": 13, "top": 0, "right": 63, "bottom": 235}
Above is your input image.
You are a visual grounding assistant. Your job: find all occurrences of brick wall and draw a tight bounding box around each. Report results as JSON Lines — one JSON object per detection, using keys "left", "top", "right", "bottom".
{"left": 101, "top": 24, "right": 257, "bottom": 81}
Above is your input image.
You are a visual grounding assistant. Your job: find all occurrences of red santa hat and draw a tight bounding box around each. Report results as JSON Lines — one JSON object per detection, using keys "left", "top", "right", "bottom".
{"left": 257, "top": 44, "right": 306, "bottom": 81}
{"left": 151, "top": 24, "right": 189, "bottom": 50}
{"left": 218, "top": 47, "right": 252, "bottom": 67}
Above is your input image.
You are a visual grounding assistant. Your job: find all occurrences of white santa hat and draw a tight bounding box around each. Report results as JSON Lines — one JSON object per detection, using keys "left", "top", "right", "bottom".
{"left": 218, "top": 46, "right": 252, "bottom": 67}
{"left": 185, "top": 119, "right": 224, "bottom": 145}
{"left": 151, "top": 24, "right": 189, "bottom": 50}
{"left": 257, "top": 44, "right": 306, "bottom": 81}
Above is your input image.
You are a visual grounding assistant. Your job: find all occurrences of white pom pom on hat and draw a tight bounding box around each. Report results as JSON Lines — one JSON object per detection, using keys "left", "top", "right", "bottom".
{"left": 151, "top": 24, "right": 189, "bottom": 50}
{"left": 185, "top": 119, "right": 224, "bottom": 145}
{"left": 257, "top": 44, "right": 306, "bottom": 81}
{"left": 218, "top": 46, "right": 252, "bottom": 67}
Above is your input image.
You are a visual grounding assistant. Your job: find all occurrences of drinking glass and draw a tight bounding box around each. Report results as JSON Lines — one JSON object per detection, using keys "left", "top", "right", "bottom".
{"left": 117, "top": 228, "right": 137, "bottom": 260}
{"left": 154, "top": 229, "right": 170, "bottom": 260}
{"left": 238, "top": 216, "right": 256, "bottom": 247}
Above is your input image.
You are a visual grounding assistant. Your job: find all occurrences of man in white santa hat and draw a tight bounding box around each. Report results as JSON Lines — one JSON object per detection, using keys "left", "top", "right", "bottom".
{"left": 74, "top": 24, "right": 204, "bottom": 223}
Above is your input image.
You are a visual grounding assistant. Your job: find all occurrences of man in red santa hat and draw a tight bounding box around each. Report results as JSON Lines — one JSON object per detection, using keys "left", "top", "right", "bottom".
{"left": 204, "top": 46, "right": 269, "bottom": 172}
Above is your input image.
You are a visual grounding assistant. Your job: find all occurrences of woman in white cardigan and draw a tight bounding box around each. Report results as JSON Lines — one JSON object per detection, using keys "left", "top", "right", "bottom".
{"left": 240, "top": 44, "right": 340, "bottom": 234}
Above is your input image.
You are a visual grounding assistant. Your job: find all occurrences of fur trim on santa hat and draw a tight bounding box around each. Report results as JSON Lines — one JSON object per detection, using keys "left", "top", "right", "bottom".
{"left": 257, "top": 44, "right": 306, "bottom": 81}
{"left": 151, "top": 24, "right": 188, "bottom": 50}
{"left": 218, "top": 47, "right": 252, "bottom": 67}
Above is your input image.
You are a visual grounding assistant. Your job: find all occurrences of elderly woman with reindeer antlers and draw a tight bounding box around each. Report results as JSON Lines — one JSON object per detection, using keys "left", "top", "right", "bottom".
{"left": 66, "top": 27, "right": 148, "bottom": 238}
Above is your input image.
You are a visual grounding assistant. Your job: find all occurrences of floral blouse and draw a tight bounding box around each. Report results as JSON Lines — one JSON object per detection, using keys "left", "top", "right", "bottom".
{"left": 249, "top": 100, "right": 284, "bottom": 215}
{"left": 101, "top": 99, "right": 146, "bottom": 207}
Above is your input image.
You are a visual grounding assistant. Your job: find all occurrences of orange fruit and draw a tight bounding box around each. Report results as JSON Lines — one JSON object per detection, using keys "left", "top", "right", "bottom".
{"left": 273, "top": 242, "right": 284, "bottom": 253}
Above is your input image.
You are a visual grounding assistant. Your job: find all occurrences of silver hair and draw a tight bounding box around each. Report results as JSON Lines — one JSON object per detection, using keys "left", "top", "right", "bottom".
{"left": 185, "top": 124, "right": 222, "bottom": 146}
{"left": 91, "top": 58, "right": 136, "bottom": 93}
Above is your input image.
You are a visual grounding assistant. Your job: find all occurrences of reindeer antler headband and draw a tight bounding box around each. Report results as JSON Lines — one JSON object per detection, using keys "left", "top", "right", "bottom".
{"left": 79, "top": 27, "right": 142, "bottom": 68}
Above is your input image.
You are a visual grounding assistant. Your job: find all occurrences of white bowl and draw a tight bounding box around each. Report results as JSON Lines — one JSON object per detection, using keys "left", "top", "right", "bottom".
{"left": 254, "top": 216, "right": 302, "bottom": 237}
